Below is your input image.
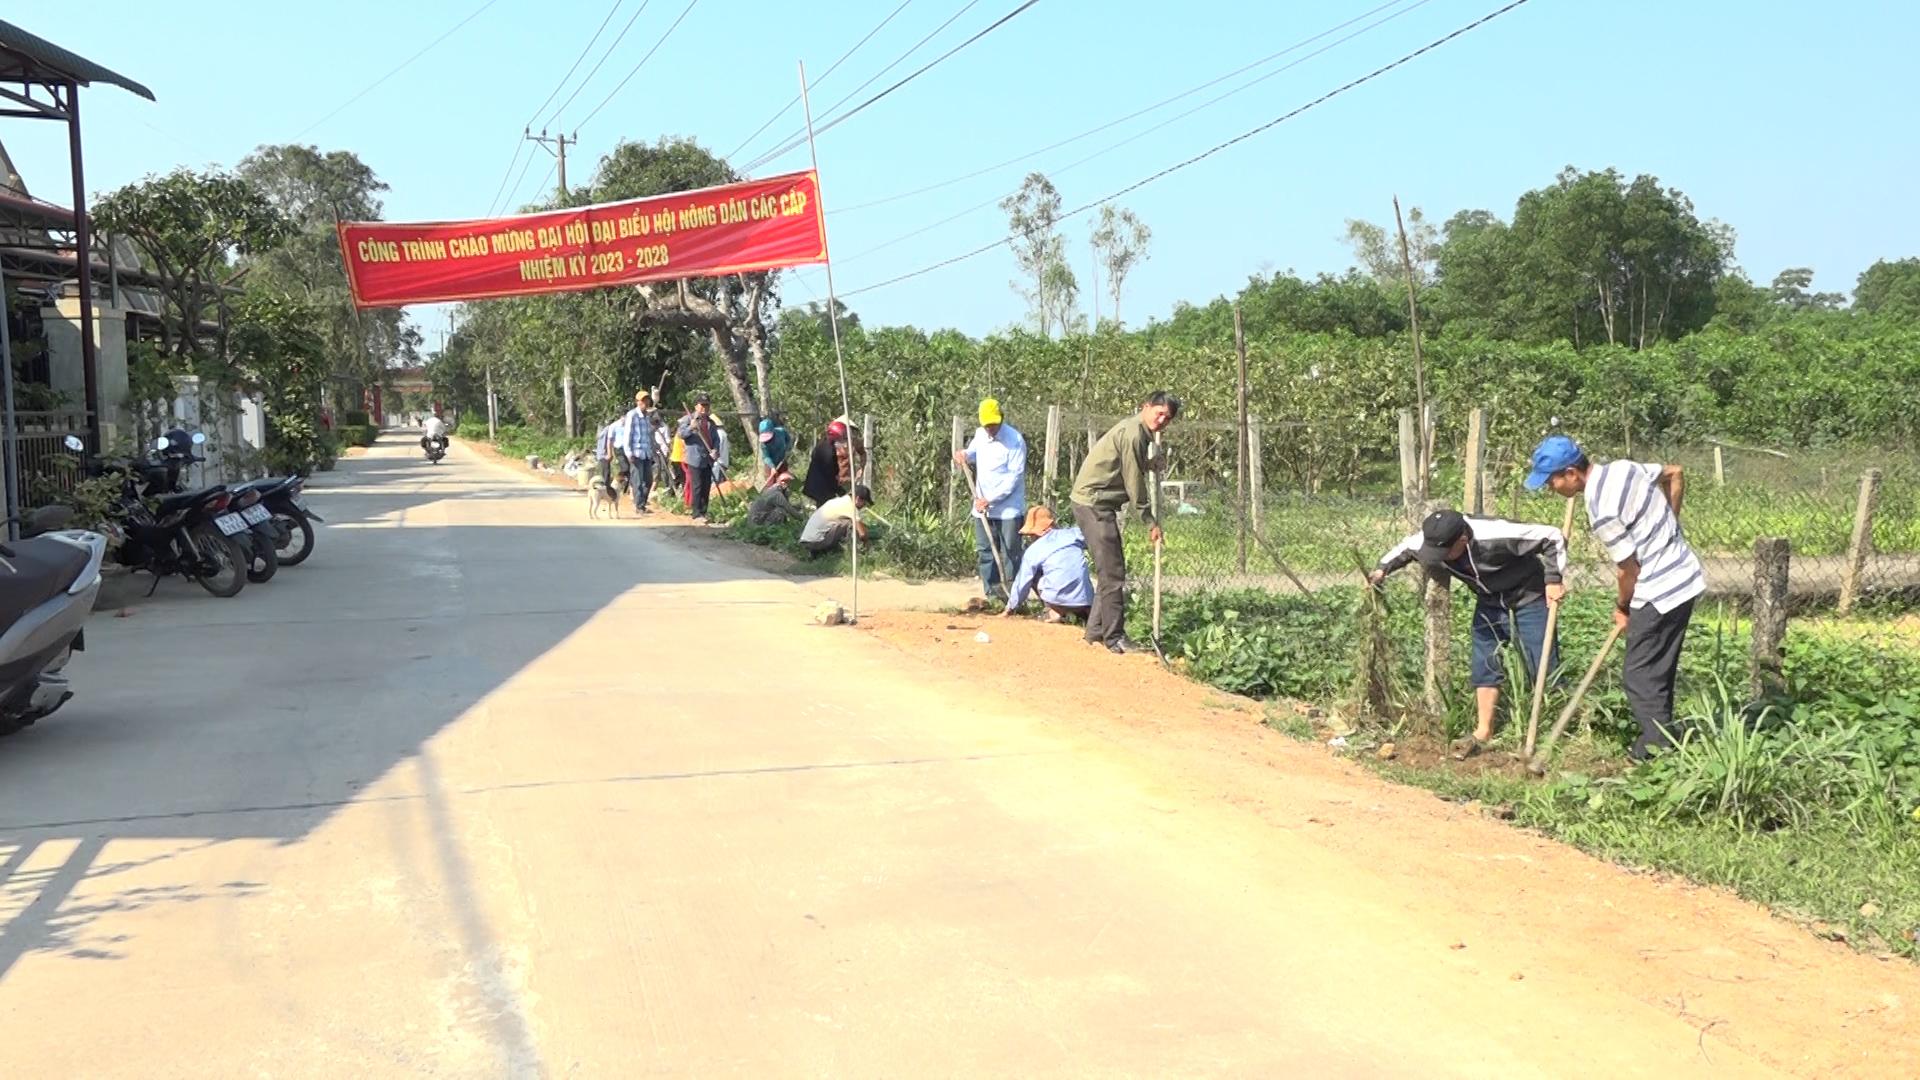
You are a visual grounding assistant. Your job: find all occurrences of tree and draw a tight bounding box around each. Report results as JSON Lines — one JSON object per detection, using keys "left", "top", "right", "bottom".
{"left": 1000, "top": 172, "right": 1075, "bottom": 337}
{"left": 1429, "top": 168, "right": 1727, "bottom": 348}
{"left": 1854, "top": 257, "right": 1920, "bottom": 321}
{"left": 593, "top": 137, "right": 780, "bottom": 443}
{"left": 93, "top": 168, "right": 291, "bottom": 362}
{"left": 1767, "top": 267, "right": 1846, "bottom": 312}
{"left": 1090, "top": 205, "right": 1152, "bottom": 327}
{"left": 228, "top": 290, "right": 331, "bottom": 473}
{"left": 236, "top": 144, "right": 414, "bottom": 390}
{"left": 1345, "top": 206, "right": 1436, "bottom": 288}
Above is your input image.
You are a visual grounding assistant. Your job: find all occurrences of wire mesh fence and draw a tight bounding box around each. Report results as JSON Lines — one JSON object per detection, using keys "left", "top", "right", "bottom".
{"left": 914, "top": 399, "right": 1920, "bottom": 616}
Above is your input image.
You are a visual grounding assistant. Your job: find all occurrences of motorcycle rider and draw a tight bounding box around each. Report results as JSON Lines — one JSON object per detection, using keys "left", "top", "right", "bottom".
{"left": 421, "top": 411, "right": 449, "bottom": 457}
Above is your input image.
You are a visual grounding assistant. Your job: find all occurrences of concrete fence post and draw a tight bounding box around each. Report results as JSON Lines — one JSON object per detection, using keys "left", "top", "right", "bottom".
{"left": 860, "top": 413, "right": 875, "bottom": 488}
{"left": 1713, "top": 445, "right": 1725, "bottom": 487}
{"left": 1750, "top": 536, "right": 1792, "bottom": 699}
{"left": 1044, "top": 404, "right": 1061, "bottom": 500}
{"left": 1462, "top": 407, "right": 1487, "bottom": 515}
{"left": 1247, "top": 420, "right": 1264, "bottom": 536}
{"left": 1398, "top": 408, "right": 1419, "bottom": 520}
{"left": 1837, "top": 468, "right": 1882, "bottom": 614}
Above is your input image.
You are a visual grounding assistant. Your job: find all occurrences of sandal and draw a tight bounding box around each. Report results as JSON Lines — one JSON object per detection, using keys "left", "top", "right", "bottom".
{"left": 1450, "top": 736, "right": 1490, "bottom": 761}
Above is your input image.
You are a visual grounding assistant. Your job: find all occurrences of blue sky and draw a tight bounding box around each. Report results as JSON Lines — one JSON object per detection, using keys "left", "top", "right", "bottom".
{"left": 9, "top": 0, "right": 1917, "bottom": 346}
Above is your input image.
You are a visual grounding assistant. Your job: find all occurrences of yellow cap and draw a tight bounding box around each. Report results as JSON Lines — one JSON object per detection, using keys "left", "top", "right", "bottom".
{"left": 978, "top": 398, "right": 1003, "bottom": 425}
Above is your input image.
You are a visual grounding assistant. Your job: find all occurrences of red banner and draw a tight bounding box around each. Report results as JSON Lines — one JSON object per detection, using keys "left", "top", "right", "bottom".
{"left": 337, "top": 170, "right": 826, "bottom": 307}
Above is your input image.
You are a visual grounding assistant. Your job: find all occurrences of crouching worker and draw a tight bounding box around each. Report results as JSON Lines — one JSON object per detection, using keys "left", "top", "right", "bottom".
{"left": 1369, "top": 509, "right": 1568, "bottom": 759}
{"left": 798, "top": 485, "right": 873, "bottom": 557}
{"left": 1001, "top": 506, "right": 1093, "bottom": 623}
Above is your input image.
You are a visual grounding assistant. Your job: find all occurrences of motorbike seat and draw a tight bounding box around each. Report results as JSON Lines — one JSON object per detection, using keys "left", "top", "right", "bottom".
{"left": 0, "top": 537, "right": 94, "bottom": 625}
{"left": 233, "top": 476, "right": 293, "bottom": 498}
{"left": 155, "top": 486, "right": 226, "bottom": 516}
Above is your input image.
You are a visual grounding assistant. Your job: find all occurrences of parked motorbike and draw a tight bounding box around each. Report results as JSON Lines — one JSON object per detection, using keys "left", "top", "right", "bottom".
{"left": 65, "top": 436, "right": 251, "bottom": 598}
{"left": 146, "top": 430, "right": 303, "bottom": 576}
{"left": 229, "top": 473, "right": 321, "bottom": 567}
{"left": 0, "top": 523, "right": 106, "bottom": 736}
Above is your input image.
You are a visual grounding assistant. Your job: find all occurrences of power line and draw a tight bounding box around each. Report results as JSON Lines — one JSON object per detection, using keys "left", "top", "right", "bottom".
{"left": 836, "top": 0, "right": 1429, "bottom": 265}
{"left": 574, "top": 0, "right": 705, "bottom": 132}
{"left": 295, "top": 0, "right": 505, "bottom": 139}
{"left": 545, "top": 0, "right": 656, "bottom": 130}
{"left": 485, "top": 138, "right": 529, "bottom": 217}
{"left": 831, "top": 0, "right": 1418, "bottom": 214}
{"left": 839, "top": 0, "right": 1536, "bottom": 299}
{"left": 738, "top": 0, "right": 984, "bottom": 172}
{"left": 744, "top": 0, "right": 1041, "bottom": 173}
{"left": 499, "top": 145, "right": 548, "bottom": 215}
{"left": 723, "top": 0, "right": 917, "bottom": 163}
{"left": 527, "top": 0, "right": 628, "bottom": 126}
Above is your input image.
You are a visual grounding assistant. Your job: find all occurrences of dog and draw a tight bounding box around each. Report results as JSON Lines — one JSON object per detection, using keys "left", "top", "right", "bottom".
{"left": 587, "top": 473, "right": 620, "bottom": 519}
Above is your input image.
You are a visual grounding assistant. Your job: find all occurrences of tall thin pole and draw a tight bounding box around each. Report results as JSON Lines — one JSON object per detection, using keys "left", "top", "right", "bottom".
{"left": 799, "top": 61, "right": 861, "bottom": 623}
{"left": 1234, "top": 301, "right": 1249, "bottom": 574}
{"left": 1, "top": 266, "right": 19, "bottom": 540}
{"left": 66, "top": 81, "right": 101, "bottom": 448}
{"left": 1089, "top": 233, "right": 1101, "bottom": 329}
{"left": 1392, "top": 196, "right": 1429, "bottom": 502}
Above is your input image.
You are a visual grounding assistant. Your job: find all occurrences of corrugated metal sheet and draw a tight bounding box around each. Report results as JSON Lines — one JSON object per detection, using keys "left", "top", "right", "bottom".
{"left": 0, "top": 19, "right": 155, "bottom": 101}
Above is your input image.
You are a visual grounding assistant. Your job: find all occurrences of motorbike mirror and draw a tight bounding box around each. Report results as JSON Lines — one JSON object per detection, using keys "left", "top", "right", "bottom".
{"left": 63, "top": 435, "right": 84, "bottom": 452}
{"left": 154, "top": 436, "right": 171, "bottom": 451}
{"left": 191, "top": 432, "right": 208, "bottom": 445}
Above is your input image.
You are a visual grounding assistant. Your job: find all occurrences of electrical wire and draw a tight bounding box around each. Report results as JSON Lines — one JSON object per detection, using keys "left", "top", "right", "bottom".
{"left": 831, "top": 0, "right": 1417, "bottom": 214}
{"left": 499, "top": 145, "right": 548, "bottom": 215}
{"left": 527, "top": 0, "right": 628, "bottom": 126}
{"left": 836, "top": 0, "right": 1430, "bottom": 265}
{"left": 737, "top": 0, "right": 984, "bottom": 172}
{"left": 484, "top": 138, "right": 529, "bottom": 217}
{"left": 723, "top": 0, "right": 917, "bottom": 163}
{"left": 295, "top": 0, "right": 505, "bottom": 138}
{"left": 574, "top": 0, "right": 705, "bottom": 132}
{"left": 545, "top": 0, "right": 656, "bottom": 129}
{"left": 839, "top": 0, "right": 1536, "bottom": 299}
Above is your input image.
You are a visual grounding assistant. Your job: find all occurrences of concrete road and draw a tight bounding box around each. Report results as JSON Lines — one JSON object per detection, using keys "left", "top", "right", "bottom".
{"left": 0, "top": 436, "right": 1844, "bottom": 1076}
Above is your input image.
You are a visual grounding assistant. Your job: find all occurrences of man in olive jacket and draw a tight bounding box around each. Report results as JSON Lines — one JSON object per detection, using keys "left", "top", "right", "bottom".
{"left": 1069, "top": 390, "right": 1182, "bottom": 653}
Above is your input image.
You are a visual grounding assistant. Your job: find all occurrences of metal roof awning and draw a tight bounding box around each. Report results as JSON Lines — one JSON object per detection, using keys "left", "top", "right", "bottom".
{"left": 0, "top": 19, "right": 154, "bottom": 101}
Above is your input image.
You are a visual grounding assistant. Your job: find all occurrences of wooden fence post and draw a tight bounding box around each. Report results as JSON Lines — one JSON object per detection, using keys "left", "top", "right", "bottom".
{"left": 1247, "top": 420, "right": 1264, "bottom": 536}
{"left": 1750, "top": 536, "right": 1791, "bottom": 699}
{"left": 947, "top": 415, "right": 964, "bottom": 522}
{"left": 1462, "top": 406, "right": 1486, "bottom": 515}
{"left": 860, "top": 413, "right": 875, "bottom": 488}
{"left": 1837, "top": 468, "right": 1882, "bottom": 614}
{"left": 1713, "top": 445, "right": 1725, "bottom": 487}
{"left": 1044, "top": 404, "right": 1061, "bottom": 501}
{"left": 1398, "top": 408, "right": 1418, "bottom": 520}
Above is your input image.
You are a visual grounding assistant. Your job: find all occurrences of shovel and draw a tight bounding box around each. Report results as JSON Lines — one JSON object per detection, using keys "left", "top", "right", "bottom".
{"left": 1522, "top": 497, "right": 1580, "bottom": 758}
{"left": 1527, "top": 622, "right": 1625, "bottom": 776}
{"left": 958, "top": 458, "right": 1013, "bottom": 601}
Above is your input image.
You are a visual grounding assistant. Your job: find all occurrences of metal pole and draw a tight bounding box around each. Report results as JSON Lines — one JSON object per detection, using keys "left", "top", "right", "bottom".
{"left": 66, "top": 81, "right": 101, "bottom": 448}
{"left": 799, "top": 60, "right": 861, "bottom": 623}
{"left": 1234, "top": 302, "right": 1249, "bottom": 574}
{"left": 0, "top": 267, "right": 19, "bottom": 540}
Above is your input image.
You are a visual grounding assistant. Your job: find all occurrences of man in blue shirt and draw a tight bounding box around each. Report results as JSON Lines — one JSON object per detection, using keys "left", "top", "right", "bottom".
{"left": 620, "top": 390, "right": 656, "bottom": 514}
{"left": 952, "top": 397, "right": 1027, "bottom": 600}
{"left": 1002, "top": 506, "right": 1093, "bottom": 623}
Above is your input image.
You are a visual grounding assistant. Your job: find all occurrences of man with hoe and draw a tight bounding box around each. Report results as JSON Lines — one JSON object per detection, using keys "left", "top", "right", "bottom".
{"left": 1526, "top": 435, "right": 1703, "bottom": 760}
{"left": 1070, "top": 390, "right": 1182, "bottom": 654}
{"left": 952, "top": 398, "right": 1027, "bottom": 601}
{"left": 1369, "top": 509, "right": 1569, "bottom": 758}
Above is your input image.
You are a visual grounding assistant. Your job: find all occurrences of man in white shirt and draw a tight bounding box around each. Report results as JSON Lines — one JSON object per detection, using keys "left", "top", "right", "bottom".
{"left": 1527, "top": 435, "right": 1702, "bottom": 759}
{"left": 951, "top": 397, "right": 1027, "bottom": 600}
{"left": 799, "top": 486, "right": 872, "bottom": 557}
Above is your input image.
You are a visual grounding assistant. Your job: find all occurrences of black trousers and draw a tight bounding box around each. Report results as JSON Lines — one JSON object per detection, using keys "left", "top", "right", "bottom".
{"left": 1071, "top": 502, "right": 1127, "bottom": 645}
{"left": 1624, "top": 598, "right": 1696, "bottom": 759}
{"left": 687, "top": 464, "right": 713, "bottom": 518}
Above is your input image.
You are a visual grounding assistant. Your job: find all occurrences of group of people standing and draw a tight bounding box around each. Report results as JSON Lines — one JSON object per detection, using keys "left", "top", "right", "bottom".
{"left": 593, "top": 390, "right": 736, "bottom": 522}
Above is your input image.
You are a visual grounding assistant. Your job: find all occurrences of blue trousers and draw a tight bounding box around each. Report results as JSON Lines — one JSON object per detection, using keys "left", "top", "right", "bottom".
{"left": 973, "top": 515, "right": 1023, "bottom": 598}
{"left": 1469, "top": 598, "right": 1558, "bottom": 689}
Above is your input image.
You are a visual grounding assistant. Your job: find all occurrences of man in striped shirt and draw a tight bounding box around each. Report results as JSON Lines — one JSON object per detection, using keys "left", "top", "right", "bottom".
{"left": 1527, "top": 435, "right": 1702, "bottom": 759}
{"left": 620, "top": 391, "right": 656, "bottom": 514}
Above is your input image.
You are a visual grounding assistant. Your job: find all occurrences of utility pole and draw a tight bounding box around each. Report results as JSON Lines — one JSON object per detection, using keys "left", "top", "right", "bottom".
{"left": 526, "top": 130, "right": 576, "bottom": 435}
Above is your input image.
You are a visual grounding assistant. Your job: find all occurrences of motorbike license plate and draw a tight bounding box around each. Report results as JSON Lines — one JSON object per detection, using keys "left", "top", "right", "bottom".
{"left": 214, "top": 512, "right": 248, "bottom": 536}
{"left": 242, "top": 504, "right": 272, "bottom": 525}
{"left": 292, "top": 496, "right": 309, "bottom": 511}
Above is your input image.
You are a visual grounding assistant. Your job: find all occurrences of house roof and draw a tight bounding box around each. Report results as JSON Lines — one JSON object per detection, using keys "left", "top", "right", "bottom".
{"left": 0, "top": 19, "right": 155, "bottom": 101}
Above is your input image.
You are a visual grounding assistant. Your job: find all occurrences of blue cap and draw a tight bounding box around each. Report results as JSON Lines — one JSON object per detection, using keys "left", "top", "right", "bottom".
{"left": 1524, "top": 435, "right": 1584, "bottom": 490}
